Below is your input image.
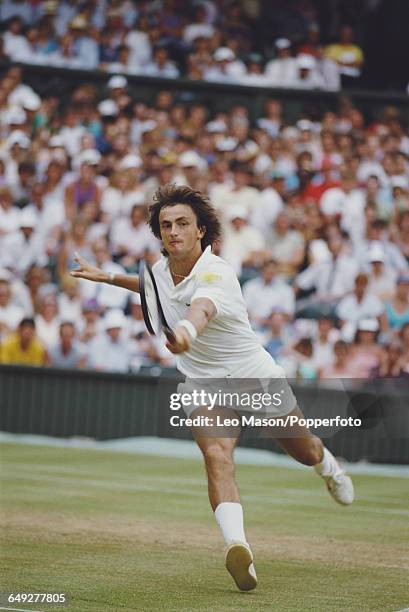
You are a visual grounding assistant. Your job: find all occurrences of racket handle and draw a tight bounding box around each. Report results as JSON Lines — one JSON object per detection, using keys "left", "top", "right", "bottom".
{"left": 164, "top": 328, "right": 176, "bottom": 343}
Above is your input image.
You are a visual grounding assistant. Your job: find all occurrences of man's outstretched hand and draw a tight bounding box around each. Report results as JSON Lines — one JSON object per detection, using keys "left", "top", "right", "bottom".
{"left": 70, "top": 252, "right": 108, "bottom": 283}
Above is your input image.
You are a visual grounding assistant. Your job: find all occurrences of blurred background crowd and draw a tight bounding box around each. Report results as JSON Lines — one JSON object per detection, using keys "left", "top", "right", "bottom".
{"left": 0, "top": 2, "right": 408, "bottom": 381}
{"left": 1, "top": 0, "right": 409, "bottom": 92}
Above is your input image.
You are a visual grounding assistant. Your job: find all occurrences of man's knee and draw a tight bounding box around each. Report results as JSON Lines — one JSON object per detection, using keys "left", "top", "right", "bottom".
{"left": 297, "top": 437, "right": 324, "bottom": 466}
{"left": 202, "top": 443, "right": 234, "bottom": 475}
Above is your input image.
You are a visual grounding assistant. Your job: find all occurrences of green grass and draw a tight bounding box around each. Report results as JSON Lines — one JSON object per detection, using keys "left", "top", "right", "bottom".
{"left": 1, "top": 442, "right": 408, "bottom": 612}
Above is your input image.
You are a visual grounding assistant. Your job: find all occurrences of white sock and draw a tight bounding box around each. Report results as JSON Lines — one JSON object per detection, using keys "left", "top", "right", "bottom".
{"left": 214, "top": 502, "right": 247, "bottom": 546}
{"left": 314, "top": 447, "right": 340, "bottom": 477}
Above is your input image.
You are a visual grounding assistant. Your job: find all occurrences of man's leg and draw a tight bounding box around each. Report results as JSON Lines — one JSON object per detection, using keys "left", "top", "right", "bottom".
{"left": 272, "top": 406, "right": 354, "bottom": 506}
{"left": 191, "top": 407, "right": 258, "bottom": 591}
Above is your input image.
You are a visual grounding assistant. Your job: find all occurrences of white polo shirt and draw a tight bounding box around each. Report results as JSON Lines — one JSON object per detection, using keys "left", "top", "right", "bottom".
{"left": 152, "top": 247, "right": 285, "bottom": 379}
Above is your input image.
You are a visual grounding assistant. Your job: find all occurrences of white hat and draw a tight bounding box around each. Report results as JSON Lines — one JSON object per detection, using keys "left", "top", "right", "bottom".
{"left": 358, "top": 318, "right": 379, "bottom": 332}
{"left": 78, "top": 149, "right": 101, "bottom": 166}
{"left": 281, "top": 126, "right": 299, "bottom": 140}
{"left": 8, "top": 130, "right": 30, "bottom": 148}
{"left": 139, "top": 119, "right": 157, "bottom": 133}
{"left": 368, "top": 242, "right": 385, "bottom": 263}
{"left": 103, "top": 309, "right": 127, "bottom": 330}
{"left": 309, "top": 239, "right": 331, "bottom": 263}
{"left": 98, "top": 99, "right": 119, "bottom": 116}
{"left": 297, "top": 54, "right": 316, "bottom": 70}
{"left": 0, "top": 267, "right": 11, "bottom": 281}
{"left": 49, "top": 135, "right": 65, "bottom": 148}
{"left": 215, "top": 137, "right": 238, "bottom": 152}
{"left": 119, "top": 154, "right": 142, "bottom": 170}
{"left": 205, "top": 119, "right": 227, "bottom": 133}
{"left": 22, "top": 93, "right": 41, "bottom": 111}
{"left": 227, "top": 205, "right": 248, "bottom": 221}
{"left": 391, "top": 176, "right": 408, "bottom": 190}
{"left": 296, "top": 119, "right": 314, "bottom": 131}
{"left": 107, "top": 75, "right": 128, "bottom": 89}
{"left": 214, "top": 47, "right": 235, "bottom": 61}
{"left": 4, "top": 106, "right": 26, "bottom": 125}
{"left": 275, "top": 38, "right": 291, "bottom": 50}
{"left": 179, "top": 150, "right": 203, "bottom": 168}
{"left": 19, "top": 208, "right": 38, "bottom": 228}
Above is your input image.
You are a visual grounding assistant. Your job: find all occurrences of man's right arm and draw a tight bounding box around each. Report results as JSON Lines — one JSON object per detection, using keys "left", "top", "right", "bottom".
{"left": 70, "top": 252, "right": 140, "bottom": 293}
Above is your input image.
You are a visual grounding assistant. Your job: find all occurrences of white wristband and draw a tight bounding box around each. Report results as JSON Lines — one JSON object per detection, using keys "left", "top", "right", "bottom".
{"left": 107, "top": 272, "right": 115, "bottom": 284}
{"left": 177, "top": 319, "right": 198, "bottom": 340}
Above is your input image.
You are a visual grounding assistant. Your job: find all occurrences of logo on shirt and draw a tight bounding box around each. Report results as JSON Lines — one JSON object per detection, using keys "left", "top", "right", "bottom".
{"left": 199, "top": 271, "right": 222, "bottom": 283}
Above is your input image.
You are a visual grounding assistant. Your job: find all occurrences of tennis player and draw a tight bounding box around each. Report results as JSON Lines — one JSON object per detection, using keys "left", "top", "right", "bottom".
{"left": 71, "top": 184, "right": 354, "bottom": 592}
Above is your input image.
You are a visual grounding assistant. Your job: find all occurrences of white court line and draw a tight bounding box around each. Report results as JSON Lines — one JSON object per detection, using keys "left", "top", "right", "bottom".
{"left": 0, "top": 607, "right": 43, "bottom": 612}
{"left": 2, "top": 472, "right": 409, "bottom": 517}
{"left": 6, "top": 463, "right": 408, "bottom": 505}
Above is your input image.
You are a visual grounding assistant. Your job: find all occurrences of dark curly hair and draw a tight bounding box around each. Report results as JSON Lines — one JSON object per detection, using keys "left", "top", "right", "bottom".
{"left": 148, "top": 184, "right": 222, "bottom": 256}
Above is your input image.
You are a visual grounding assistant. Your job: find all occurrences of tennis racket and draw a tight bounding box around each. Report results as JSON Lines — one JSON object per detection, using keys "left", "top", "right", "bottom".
{"left": 139, "top": 259, "right": 175, "bottom": 343}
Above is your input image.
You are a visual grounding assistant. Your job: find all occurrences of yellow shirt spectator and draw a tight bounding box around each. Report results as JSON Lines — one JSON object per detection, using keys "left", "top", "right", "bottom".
{"left": 324, "top": 26, "right": 364, "bottom": 78}
{"left": 0, "top": 331, "right": 46, "bottom": 366}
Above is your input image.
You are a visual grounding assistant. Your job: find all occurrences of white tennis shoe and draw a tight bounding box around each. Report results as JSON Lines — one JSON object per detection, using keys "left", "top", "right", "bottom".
{"left": 323, "top": 468, "right": 354, "bottom": 506}
{"left": 225, "top": 541, "right": 258, "bottom": 591}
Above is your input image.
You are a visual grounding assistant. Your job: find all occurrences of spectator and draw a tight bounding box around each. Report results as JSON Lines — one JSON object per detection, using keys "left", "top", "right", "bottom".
{"left": 111, "top": 204, "right": 159, "bottom": 270}
{"left": 324, "top": 25, "right": 364, "bottom": 88}
{"left": 392, "top": 211, "right": 409, "bottom": 264}
{"left": 367, "top": 243, "right": 397, "bottom": 302}
{"left": 349, "top": 319, "right": 385, "bottom": 378}
{"left": 58, "top": 274, "right": 82, "bottom": 322}
{"left": 57, "top": 215, "right": 94, "bottom": 281}
{"left": 266, "top": 212, "right": 305, "bottom": 278}
{"left": 34, "top": 291, "right": 61, "bottom": 350}
{"left": 64, "top": 150, "right": 102, "bottom": 221}
{"left": 3, "top": 16, "right": 31, "bottom": 61}
{"left": 250, "top": 172, "right": 284, "bottom": 238}
{"left": 264, "top": 38, "right": 297, "bottom": 87}
{"left": 78, "top": 239, "right": 128, "bottom": 311}
{"left": 320, "top": 171, "right": 366, "bottom": 244}
{"left": 384, "top": 274, "right": 409, "bottom": 332}
{"left": 263, "top": 309, "right": 293, "bottom": 361}
{"left": 242, "top": 259, "right": 295, "bottom": 325}
{"left": 77, "top": 298, "right": 102, "bottom": 345}
{"left": 0, "top": 186, "right": 20, "bottom": 241}
{"left": 68, "top": 15, "right": 99, "bottom": 69}
{"left": 312, "top": 316, "right": 339, "bottom": 371}
{"left": 220, "top": 206, "right": 265, "bottom": 277}
{"left": 49, "top": 321, "right": 87, "bottom": 368}
{"left": 336, "top": 273, "right": 384, "bottom": 340}
{"left": 1, "top": 208, "right": 47, "bottom": 277}
{"left": 295, "top": 234, "right": 358, "bottom": 318}
{"left": 319, "top": 340, "right": 356, "bottom": 378}
{"left": 88, "top": 308, "right": 133, "bottom": 372}
{"left": 212, "top": 163, "right": 260, "bottom": 224}
{"left": 291, "top": 54, "right": 324, "bottom": 89}
{"left": 0, "top": 278, "right": 25, "bottom": 339}
{"left": 0, "top": 317, "right": 47, "bottom": 365}
{"left": 355, "top": 220, "right": 407, "bottom": 272}
{"left": 281, "top": 337, "right": 318, "bottom": 380}
{"left": 183, "top": 5, "right": 214, "bottom": 46}
{"left": 374, "top": 340, "right": 406, "bottom": 378}
{"left": 144, "top": 46, "right": 180, "bottom": 78}
{"left": 125, "top": 15, "right": 152, "bottom": 70}
{"left": 204, "top": 46, "right": 246, "bottom": 82}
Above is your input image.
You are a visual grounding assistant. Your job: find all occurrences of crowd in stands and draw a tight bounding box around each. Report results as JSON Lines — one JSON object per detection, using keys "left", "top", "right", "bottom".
{"left": 0, "top": 0, "right": 372, "bottom": 91}
{"left": 0, "top": 64, "right": 408, "bottom": 379}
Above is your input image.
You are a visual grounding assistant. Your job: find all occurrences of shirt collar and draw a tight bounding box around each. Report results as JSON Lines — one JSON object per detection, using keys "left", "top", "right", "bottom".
{"left": 165, "top": 245, "right": 213, "bottom": 282}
